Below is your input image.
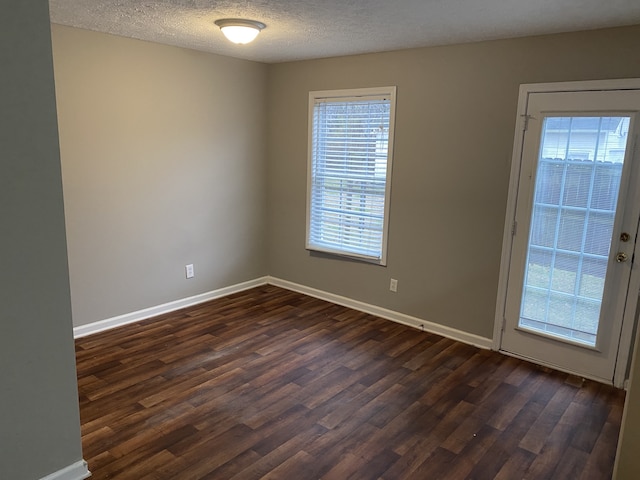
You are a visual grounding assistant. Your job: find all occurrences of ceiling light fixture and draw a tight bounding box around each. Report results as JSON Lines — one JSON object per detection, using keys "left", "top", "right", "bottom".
{"left": 215, "top": 19, "right": 266, "bottom": 45}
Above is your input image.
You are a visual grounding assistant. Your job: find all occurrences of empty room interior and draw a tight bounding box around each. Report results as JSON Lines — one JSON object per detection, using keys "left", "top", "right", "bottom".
{"left": 4, "top": 1, "right": 640, "bottom": 479}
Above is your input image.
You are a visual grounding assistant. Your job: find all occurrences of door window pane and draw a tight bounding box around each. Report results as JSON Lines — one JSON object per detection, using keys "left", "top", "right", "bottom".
{"left": 519, "top": 116, "right": 629, "bottom": 346}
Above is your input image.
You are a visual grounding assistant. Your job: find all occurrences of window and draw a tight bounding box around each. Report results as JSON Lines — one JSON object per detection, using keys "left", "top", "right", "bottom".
{"left": 306, "top": 87, "right": 397, "bottom": 265}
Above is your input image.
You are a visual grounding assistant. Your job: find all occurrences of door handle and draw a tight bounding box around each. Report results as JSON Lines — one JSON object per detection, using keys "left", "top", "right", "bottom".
{"left": 616, "top": 252, "right": 628, "bottom": 263}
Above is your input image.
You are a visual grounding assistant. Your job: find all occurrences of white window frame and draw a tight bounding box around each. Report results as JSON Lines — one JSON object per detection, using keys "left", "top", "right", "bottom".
{"left": 306, "top": 86, "right": 397, "bottom": 265}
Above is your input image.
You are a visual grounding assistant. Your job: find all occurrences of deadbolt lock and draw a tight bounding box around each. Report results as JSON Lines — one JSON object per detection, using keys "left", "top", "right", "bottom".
{"left": 620, "top": 232, "right": 631, "bottom": 242}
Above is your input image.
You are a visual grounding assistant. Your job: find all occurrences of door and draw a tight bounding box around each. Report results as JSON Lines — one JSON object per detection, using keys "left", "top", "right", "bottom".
{"left": 498, "top": 85, "right": 640, "bottom": 385}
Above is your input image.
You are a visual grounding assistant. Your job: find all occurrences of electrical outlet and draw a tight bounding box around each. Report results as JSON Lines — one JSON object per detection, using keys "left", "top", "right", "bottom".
{"left": 390, "top": 278, "right": 398, "bottom": 292}
{"left": 185, "top": 264, "right": 194, "bottom": 279}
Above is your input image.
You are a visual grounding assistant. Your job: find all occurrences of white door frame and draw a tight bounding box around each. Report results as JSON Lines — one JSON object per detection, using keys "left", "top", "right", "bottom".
{"left": 494, "top": 78, "right": 640, "bottom": 388}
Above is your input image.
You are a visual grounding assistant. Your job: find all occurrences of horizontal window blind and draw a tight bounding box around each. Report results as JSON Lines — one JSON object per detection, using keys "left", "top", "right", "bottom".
{"left": 307, "top": 88, "right": 395, "bottom": 263}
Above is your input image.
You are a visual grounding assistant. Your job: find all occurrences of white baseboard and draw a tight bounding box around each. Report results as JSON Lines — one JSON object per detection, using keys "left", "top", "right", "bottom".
{"left": 40, "top": 460, "right": 90, "bottom": 480}
{"left": 73, "top": 277, "right": 269, "bottom": 338}
{"left": 73, "top": 275, "right": 492, "bottom": 350}
{"left": 267, "top": 277, "right": 493, "bottom": 349}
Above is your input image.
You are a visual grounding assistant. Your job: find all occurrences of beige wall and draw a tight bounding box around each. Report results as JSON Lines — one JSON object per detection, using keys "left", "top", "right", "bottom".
{"left": 0, "top": 2, "right": 84, "bottom": 478}
{"left": 266, "top": 25, "right": 640, "bottom": 339}
{"left": 52, "top": 25, "right": 268, "bottom": 327}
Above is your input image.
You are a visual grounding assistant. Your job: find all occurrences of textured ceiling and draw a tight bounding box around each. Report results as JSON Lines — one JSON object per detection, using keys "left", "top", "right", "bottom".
{"left": 49, "top": 0, "right": 640, "bottom": 63}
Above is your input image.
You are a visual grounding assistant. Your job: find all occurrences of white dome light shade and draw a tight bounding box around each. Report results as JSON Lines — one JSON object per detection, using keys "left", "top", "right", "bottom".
{"left": 215, "top": 19, "right": 266, "bottom": 44}
{"left": 221, "top": 26, "right": 259, "bottom": 44}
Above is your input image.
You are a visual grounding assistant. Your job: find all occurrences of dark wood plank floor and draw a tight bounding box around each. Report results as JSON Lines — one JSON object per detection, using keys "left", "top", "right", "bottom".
{"left": 75, "top": 285, "right": 625, "bottom": 479}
